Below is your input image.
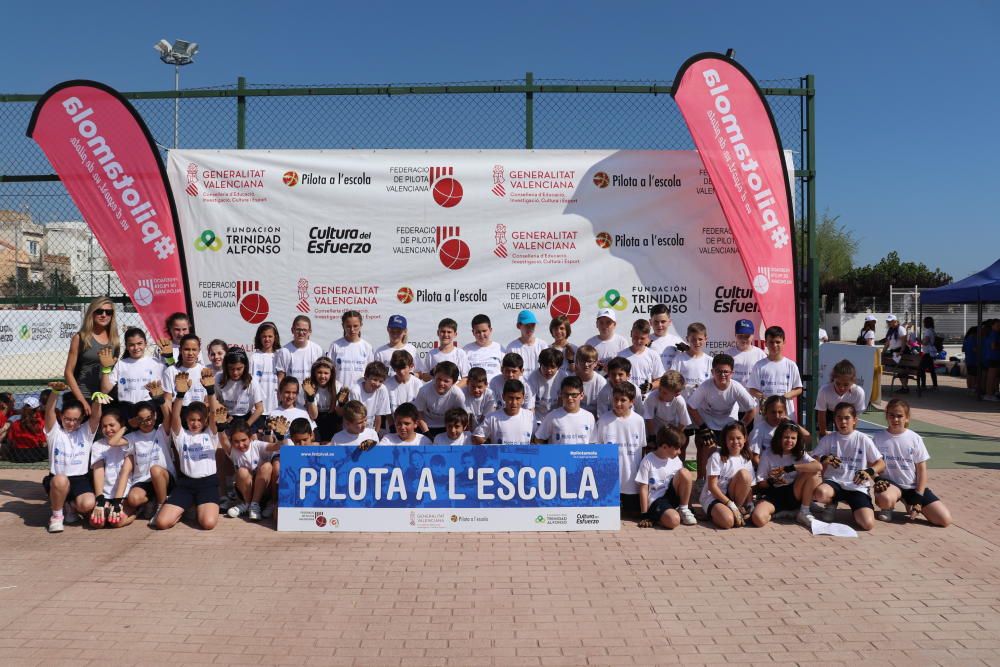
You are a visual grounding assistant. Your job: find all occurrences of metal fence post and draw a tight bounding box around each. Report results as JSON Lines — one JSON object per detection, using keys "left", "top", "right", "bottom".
{"left": 237, "top": 76, "right": 247, "bottom": 149}
{"left": 805, "top": 74, "right": 819, "bottom": 430}
{"left": 525, "top": 72, "right": 534, "bottom": 149}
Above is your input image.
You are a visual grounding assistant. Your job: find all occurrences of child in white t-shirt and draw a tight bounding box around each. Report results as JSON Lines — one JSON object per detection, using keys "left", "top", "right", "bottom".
{"left": 433, "top": 408, "right": 473, "bottom": 445}
{"left": 251, "top": 322, "right": 280, "bottom": 418}
{"left": 572, "top": 344, "right": 606, "bottom": 416}
{"left": 488, "top": 353, "right": 537, "bottom": 412}
{"left": 700, "top": 422, "right": 754, "bottom": 529}
{"left": 747, "top": 395, "right": 812, "bottom": 468}
{"left": 647, "top": 304, "right": 685, "bottom": 369}
{"left": 463, "top": 314, "right": 504, "bottom": 381}
{"left": 347, "top": 361, "right": 391, "bottom": 433}
{"left": 155, "top": 369, "right": 221, "bottom": 531}
{"left": 549, "top": 314, "right": 577, "bottom": 369}
{"left": 162, "top": 334, "right": 209, "bottom": 408}
{"left": 123, "top": 395, "right": 175, "bottom": 527}
{"left": 815, "top": 359, "right": 867, "bottom": 437}
{"left": 275, "top": 315, "right": 324, "bottom": 407}
{"left": 420, "top": 317, "right": 471, "bottom": 380}
{"left": 462, "top": 367, "right": 494, "bottom": 429}
{"left": 618, "top": 319, "right": 665, "bottom": 399}
{"left": 526, "top": 348, "right": 566, "bottom": 421}
{"left": 584, "top": 307, "right": 630, "bottom": 372}
{"left": 534, "top": 376, "right": 595, "bottom": 445}
{"left": 811, "top": 402, "right": 884, "bottom": 531}
{"left": 378, "top": 403, "right": 432, "bottom": 445}
{"left": 374, "top": 314, "right": 419, "bottom": 369}
{"left": 99, "top": 328, "right": 163, "bottom": 413}
{"left": 474, "top": 379, "right": 534, "bottom": 445}
{"left": 594, "top": 383, "right": 646, "bottom": 517}
{"left": 206, "top": 339, "right": 228, "bottom": 375}
{"left": 386, "top": 349, "right": 424, "bottom": 429}
{"left": 91, "top": 407, "right": 133, "bottom": 528}
{"left": 595, "top": 357, "right": 639, "bottom": 416}
{"left": 327, "top": 310, "right": 375, "bottom": 389}
{"left": 413, "top": 361, "right": 465, "bottom": 439}
{"left": 42, "top": 382, "right": 103, "bottom": 533}
{"left": 725, "top": 319, "right": 767, "bottom": 387}
{"left": 635, "top": 426, "right": 696, "bottom": 528}
{"left": 303, "top": 356, "right": 338, "bottom": 442}
{"left": 643, "top": 371, "right": 691, "bottom": 446}
{"left": 669, "top": 322, "right": 713, "bottom": 400}
{"left": 505, "top": 310, "right": 548, "bottom": 374}
{"left": 332, "top": 401, "right": 381, "bottom": 448}
{"left": 751, "top": 421, "right": 821, "bottom": 528}
{"left": 221, "top": 418, "right": 283, "bottom": 520}
{"left": 747, "top": 325, "right": 803, "bottom": 424}
{"left": 216, "top": 347, "right": 265, "bottom": 428}
{"left": 688, "top": 353, "right": 758, "bottom": 483}
{"left": 872, "top": 399, "right": 951, "bottom": 526}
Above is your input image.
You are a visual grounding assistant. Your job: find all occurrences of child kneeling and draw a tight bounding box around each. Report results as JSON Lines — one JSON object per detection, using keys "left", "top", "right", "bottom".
{"left": 635, "top": 426, "right": 696, "bottom": 528}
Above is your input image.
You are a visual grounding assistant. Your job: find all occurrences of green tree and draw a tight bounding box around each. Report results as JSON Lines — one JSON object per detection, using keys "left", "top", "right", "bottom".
{"left": 814, "top": 213, "right": 858, "bottom": 287}
{"left": 826, "top": 252, "right": 952, "bottom": 311}
{"left": 1, "top": 270, "right": 80, "bottom": 299}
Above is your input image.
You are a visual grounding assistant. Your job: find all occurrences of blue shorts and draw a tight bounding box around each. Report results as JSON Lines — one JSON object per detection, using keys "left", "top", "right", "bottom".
{"left": 823, "top": 480, "right": 873, "bottom": 511}
{"left": 42, "top": 473, "right": 93, "bottom": 502}
{"left": 165, "top": 473, "right": 219, "bottom": 510}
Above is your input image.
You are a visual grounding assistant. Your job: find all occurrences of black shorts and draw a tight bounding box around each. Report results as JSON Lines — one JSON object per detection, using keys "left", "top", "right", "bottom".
{"left": 620, "top": 493, "right": 641, "bottom": 514}
{"left": 823, "top": 480, "right": 873, "bottom": 511}
{"left": 882, "top": 481, "right": 940, "bottom": 507}
{"left": 131, "top": 474, "right": 176, "bottom": 499}
{"left": 165, "top": 473, "right": 219, "bottom": 510}
{"left": 42, "top": 473, "right": 93, "bottom": 502}
{"left": 989, "top": 359, "right": 1000, "bottom": 370}
{"left": 966, "top": 365, "right": 979, "bottom": 376}
{"left": 644, "top": 485, "right": 681, "bottom": 522}
{"left": 761, "top": 483, "right": 799, "bottom": 512}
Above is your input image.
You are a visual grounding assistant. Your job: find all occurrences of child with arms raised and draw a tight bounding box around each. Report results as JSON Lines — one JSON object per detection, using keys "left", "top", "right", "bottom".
{"left": 42, "top": 382, "right": 103, "bottom": 532}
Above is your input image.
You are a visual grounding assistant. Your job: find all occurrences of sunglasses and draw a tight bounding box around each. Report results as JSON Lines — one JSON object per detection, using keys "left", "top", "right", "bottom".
{"left": 95, "top": 308, "right": 114, "bottom": 316}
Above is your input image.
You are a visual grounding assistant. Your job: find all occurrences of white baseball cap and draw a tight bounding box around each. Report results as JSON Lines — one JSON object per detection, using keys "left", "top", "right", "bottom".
{"left": 864, "top": 314, "right": 877, "bottom": 322}
{"left": 886, "top": 314, "right": 898, "bottom": 322}
{"left": 23, "top": 396, "right": 40, "bottom": 409}
{"left": 596, "top": 308, "right": 616, "bottom": 322}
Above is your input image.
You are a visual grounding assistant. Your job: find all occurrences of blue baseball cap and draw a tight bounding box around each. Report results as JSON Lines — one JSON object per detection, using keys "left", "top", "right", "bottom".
{"left": 735, "top": 319, "right": 754, "bottom": 335}
{"left": 517, "top": 310, "right": 538, "bottom": 325}
{"left": 387, "top": 314, "right": 407, "bottom": 329}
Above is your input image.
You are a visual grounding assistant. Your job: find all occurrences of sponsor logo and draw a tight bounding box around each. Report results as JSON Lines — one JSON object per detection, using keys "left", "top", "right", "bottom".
{"left": 546, "top": 282, "right": 581, "bottom": 324}
{"left": 714, "top": 286, "right": 759, "bottom": 313}
{"left": 595, "top": 231, "right": 684, "bottom": 249}
{"left": 329, "top": 517, "right": 339, "bottom": 527}
{"left": 297, "top": 278, "right": 310, "bottom": 313}
{"left": 133, "top": 279, "right": 155, "bottom": 307}
{"left": 291, "top": 171, "right": 371, "bottom": 186}
{"left": 700, "top": 226, "right": 738, "bottom": 255}
{"left": 595, "top": 231, "right": 612, "bottom": 249}
{"left": 306, "top": 226, "right": 372, "bottom": 254}
{"left": 237, "top": 281, "right": 270, "bottom": 324}
{"left": 492, "top": 164, "right": 505, "bottom": 197}
{"left": 501, "top": 167, "right": 578, "bottom": 204}
{"left": 630, "top": 284, "right": 688, "bottom": 315}
{"left": 315, "top": 514, "right": 326, "bottom": 527}
{"left": 398, "top": 286, "right": 486, "bottom": 304}
{"left": 576, "top": 512, "right": 600, "bottom": 525}
{"left": 451, "top": 515, "right": 459, "bottom": 523}
{"left": 597, "top": 289, "right": 628, "bottom": 312}
{"left": 283, "top": 171, "right": 299, "bottom": 187}
{"left": 185, "top": 163, "right": 199, "bottom": 196}
{"left": 754, "top": 265, "right": 792, "bottom": 293}
{"left": 195, "top": 279, "right": 270, "bottom": 323}
{"left": 593, "top": 172, "right": 610, "bottom": 188}
{"left": 397, "top": 287, "right": 414, "bottom": 304}
{"left": 429, "top": 166, "right": 463, "bottom": 208}
{"left": 493, "top": 224, "right": 508, "bottom": 258}
{"left": 307, "top": 285, "right": 380, "bottom": 324}
{"left": 534, "top": 515, "right": 546, "bottom": 524}
{"left": 593, "top": 172, "right": 682, "bottom": 189}
{"left": 697, "top": 168, "right": 715, "bottom": 196}
{"left": 195, "top": 167, "right": 267, "bottom": 205}
{"left": 436, "top": 226, "right": 470, "bottom": 270}
{"left": 18, "top": 324, "right": 30, "bottom": 340}
{"left": 193, "top": 229, "right": 224, "bottom": 252}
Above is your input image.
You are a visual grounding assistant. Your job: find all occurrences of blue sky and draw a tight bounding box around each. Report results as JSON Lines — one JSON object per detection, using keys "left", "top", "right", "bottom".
{"left": 2, "top": 1, "right": 997, "bottom": 281}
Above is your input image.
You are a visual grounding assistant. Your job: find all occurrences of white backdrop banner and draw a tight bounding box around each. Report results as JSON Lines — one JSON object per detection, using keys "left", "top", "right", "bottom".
{"left": 167, "top": 150, "right": 770, "bottom": 361}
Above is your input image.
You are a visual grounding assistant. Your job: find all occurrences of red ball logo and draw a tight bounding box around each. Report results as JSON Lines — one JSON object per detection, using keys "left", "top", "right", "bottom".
{"left": 438, "top": 238, "right": 470, "bottom": 270}
{"left": 595, "top": 232, "right": 612, "bottom": 249}
{"left": 283, "top": 171, "right": 299, "bottom": 187}
{"left": 593, "top": 172, "right": 610, "bottom": 188}
{"left": 432, "top": 177, "right": 463, "bottom": 208}
{"left": 315, "top": 515, "right": 327, "bottom": 527}
{"left": 239, "top": 293, "right": 270, "bottom": 324}
{"left": 549, "top": 294, "right": 581, "bottom": 324}
{"left": 397, "top": 286, "right": 414, "bottom": 304}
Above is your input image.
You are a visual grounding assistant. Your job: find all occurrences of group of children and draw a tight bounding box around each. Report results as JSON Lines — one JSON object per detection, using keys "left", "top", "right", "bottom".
{"left": 41, "top": 306, "right": 950, "bottom": 534}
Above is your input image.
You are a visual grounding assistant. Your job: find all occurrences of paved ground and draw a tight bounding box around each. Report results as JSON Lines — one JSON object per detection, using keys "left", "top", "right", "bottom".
{"left": 0, "top": 374, "right": 997, "bottom": 666}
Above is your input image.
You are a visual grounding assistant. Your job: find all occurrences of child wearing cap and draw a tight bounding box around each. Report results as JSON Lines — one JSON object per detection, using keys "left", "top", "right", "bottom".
{"left": 726, "top": 319, "right": 766, "bottom": 387}
{"left": 374, "top": 314, "right": 419, "bottom": 369}
{"left": 584, "top": 308, "right": 630, "bottom": 372}
{"left": 505, "top": 310, "right": 548, "bottom": 374}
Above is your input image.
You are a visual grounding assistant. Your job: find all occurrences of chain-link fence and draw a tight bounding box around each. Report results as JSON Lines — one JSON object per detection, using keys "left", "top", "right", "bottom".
{"left": 0, "top": 74, "right": 817, "bottom": 460}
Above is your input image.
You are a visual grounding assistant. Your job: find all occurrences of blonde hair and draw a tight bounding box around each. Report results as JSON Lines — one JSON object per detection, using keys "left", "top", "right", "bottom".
{"left": 79, "top": 296, "right": 120, "bottom": 356}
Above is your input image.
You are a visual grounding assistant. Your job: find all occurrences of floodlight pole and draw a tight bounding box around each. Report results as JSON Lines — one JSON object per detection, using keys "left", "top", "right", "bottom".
{"left": 173, "top": 64, "right": 180, "bottom": 149}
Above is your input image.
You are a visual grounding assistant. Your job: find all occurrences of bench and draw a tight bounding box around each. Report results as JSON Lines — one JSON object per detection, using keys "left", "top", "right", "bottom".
{"left": 881, "top": 353, "right": 924, "bottom": 396}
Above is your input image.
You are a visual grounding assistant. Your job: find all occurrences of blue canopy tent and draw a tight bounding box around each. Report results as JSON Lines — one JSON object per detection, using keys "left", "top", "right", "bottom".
{"left": 920, "top": 259, "right": 1000, "bottom": 398}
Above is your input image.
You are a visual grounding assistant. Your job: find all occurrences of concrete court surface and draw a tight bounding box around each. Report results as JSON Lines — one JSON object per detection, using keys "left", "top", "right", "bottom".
{"left": 0, "top": 375, "right": 997, "bottom": 666}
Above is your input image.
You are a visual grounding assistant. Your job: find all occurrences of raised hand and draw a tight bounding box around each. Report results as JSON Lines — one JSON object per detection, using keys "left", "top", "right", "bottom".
{"left": 90, "top": 392, "right": 113, "bottom": 405}
{"left": 90, "top": 496, "right": 108, "bottom": 527}
{"left": 336, "top": 387, "right": 350, "bottom": 406}
{"left": 200, "top": 367, "right": 215, "bottom": 388}
{"left": 214, "top": 404, "right": 230, "bottom": 425}
{"left": 157, "top": 338, "right": 174, "bottom": 357}
{"left": 174, "top": 372, "right": 191, "bottom": 394}
{"left": 358, "top": 439, "right": 377, "bottom": 452}
{"left": 270, "top": 415, "right": 290, "bottom": 438}
{"left": 98, "top": 347, "right": 116, "bottom": 369}
{"left": 302, "top": 379, "right": 317, "bottom": 397}
{"left": 145, "top": 380, "right": 164, "bottom": 398}
{"left": 49, "top": 381, "right": 68, "bottom": 392}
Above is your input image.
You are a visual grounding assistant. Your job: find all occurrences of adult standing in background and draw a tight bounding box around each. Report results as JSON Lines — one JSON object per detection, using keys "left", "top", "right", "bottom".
{"left": 64, "top": 296, "right": 120, "bottom": 414}
{"left": 919, "top": 316, "right": 939, "bottom": 389}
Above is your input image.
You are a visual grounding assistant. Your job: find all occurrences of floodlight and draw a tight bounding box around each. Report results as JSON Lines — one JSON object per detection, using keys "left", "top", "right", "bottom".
{"left": 154, "top": 38, "right": 200, "bottom": 148}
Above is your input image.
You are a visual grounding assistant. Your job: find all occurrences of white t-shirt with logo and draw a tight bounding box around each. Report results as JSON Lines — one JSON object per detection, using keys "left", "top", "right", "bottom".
{"left": 575, "top": 373, "right": 607, "bottom": 416}
{"left": 669, "top": 353, "right": 713, "bottom": 399}
{"left": 328, "top": 338, "right": 374, "bottom": 388}
{"left": 526, "top": 369, "right": 566, "bottom": 420}
{"left": 699, "top": 452, "right": 754, "bottom": 508}
{"left": 348, "top": 378, "right": 391, "bottom": 429}
{"left": 374, "top": 342, "right": 418, "bottom": 369}
{"left": 688, "top": 380, "right": 757, "bottom": 431}
{"left": 488, "top": 375, "right": 536, "bottom": 412}
{"left": 229, "top": 440, "right": 272, "bottom": 471}
{"left": 594, "top": 410, "right": 646, "bottom": 494}
{"left": 595, "top": 381, "right": 640, "bottom": 416}
{"left": 534, "top": 408, "right": 595, "bottom": 445}
{"left": 413, "top": 383, "right": 465, "bottom": 429}
{"left": 172, "top": 428, "right": 219, "bottom": 478}
{"left": 748, "top": 357, "right": 803, "bottom": 422}
{"left": 93, "top": 442, "right": 132, "bottom": 497}
{"left": 274, "top": 341, "right": 324, "bottom": 407}
{"left": 332, "top": 427, "right": 380, "bottom": 448}
{"left": 643, "top": 393, "right": 691, "bottom": 431}
{"left": 162, "top": 363, "right": 208, "bottom": 406}
{"left": 812, "top": 430, "right": 882, "bottom": 493}
{"left": 872, "top": 429, "right": 930, "bottom": 490}
{"left": 755, "top": 449, "right": 815, "bottom": 485}
{"left": 725, "top": 345, "right": 767, "bottom": 386}
{"left": 378, "top": 432, "right": 432, "bottom": 446}
{"left": 108, "top": 356, "right": 164, "bottom": 403}
{"left": 584, "top": 334, "right": 630, "bottom": 367}
{"left": 748, "top": 421, "right": 778, "bottom": 456}
{"left": 650, "top": 333, "right": 685, "bottom": 370}
{"left": 126, "top": 426, "right": 175, "bottom": 482}
{"left": 463, "top": 386, "right": 495, "bottom": 428}
{"left": 504, "top": 337, "right": 549, "bottom": 374}
{"left": 215, "top": 374, "right": 265, "bottom": 416}
{"left": 433, "top": 431, "right": 474, "bottom": 445}
{"left": 463, "top": 341, "right": 504, "bottom": 380}
{"left": 420, "top": 346, "right": 471, "bottom": 377}
{"left": 814, "top": 382, "right": 867, "bottom": 415}
{"left": 474, "top": 409, "right": 535, "bottom": 445}
{"left": 386, "top": 374, "right": 423, "bottom": 414}
{"left": 46, "top": 422, "right": 94, "bottom": 477}
{"left": 619, "top": 347, "right": 665, "bottom": 394}
{"left": 634, "top": 452, "right": 683, "bottom": 503}
{"left": 251, "top": 350, "right": 279, "bottom": 414}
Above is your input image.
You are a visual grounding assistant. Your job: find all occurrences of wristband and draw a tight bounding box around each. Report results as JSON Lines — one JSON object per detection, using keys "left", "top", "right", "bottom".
{"left": 101, "top": 367, "right": 113, "bottom": 374}
{"left": 726, "top": 500, "right": 739, "bottom": 512}
{"left": 864, "top": 467, "right": 875, "bottom": 477}
{"left": 152, "top": 395, "right": 165, "bottom": 406}
{"left": 783, "top": 464, "right": 796, "bottom": 473}
{"left": 95, "top": 494, "right": 106, "bottom": 506}
{"left": 205, "top": 385, "right": 215, "bottom": 396}
{"left": 174, "top": 390, "right": 186, "bottom": 400}
{"left": 304, "top": 393, "right": 316, "bottom": 403}
{"left": 163, "top": 355, "right": 175, "bottom": 365}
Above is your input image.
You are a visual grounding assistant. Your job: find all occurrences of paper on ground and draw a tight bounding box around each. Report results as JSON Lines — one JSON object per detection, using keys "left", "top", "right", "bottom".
{"left": 810, "top": 519, "right": 858, "bottom": 538}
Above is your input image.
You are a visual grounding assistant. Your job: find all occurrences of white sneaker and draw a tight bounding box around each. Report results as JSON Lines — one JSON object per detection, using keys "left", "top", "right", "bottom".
{"left": 678, "top": 507, "right": 697, "bottom": 526}
{"left": 147, "top": 504, "right": 162, "bottom": 528}
{"left": 261, "top": 501, "right": 276, "bottom": 519}
{"left": 876, "top": 509, "right": 893, "bottom": 522}
{"left": 63, "top": 504, "right": 81, "bottom": 525}
{"left": 48, "top": 515, "right": 64, "bottom": 533}
{"left": 247, "top": 502, "right": 262, "bottom": 521}
{"left": 796, "top": 510, "right": 815, "bottom": 528}
{"left": 227, "top": 503, "right": 248, "bottom": 519}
